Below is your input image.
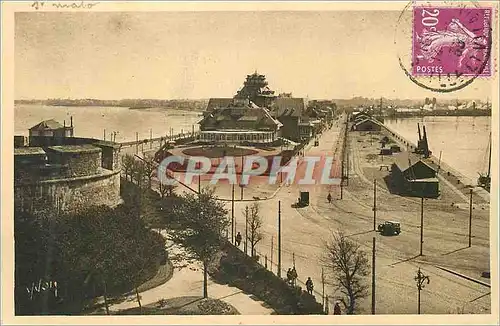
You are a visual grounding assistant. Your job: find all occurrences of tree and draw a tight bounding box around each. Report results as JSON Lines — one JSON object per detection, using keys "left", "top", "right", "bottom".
{"left": 167, "top": 188, "right": 229, "bottom": 298}
{"left": 133, "top": 160, "right": 147, "bottom": 186}
{"left": 247, "top": 203, "right": 263, "bottom": 257}
{"left": 158, "top": 182, "right": 177, "bottom": 198}
{"left": 142, "top": 155, "right": 157, "bottom": 188}
{"left": 121, "top": 154, "right": 135, "bottom": 181}
{"left": 14, "top": 205, "right": 166, "bottom": 315}
{"left": 323, "top": 231, "right": 369, "bottom": 314}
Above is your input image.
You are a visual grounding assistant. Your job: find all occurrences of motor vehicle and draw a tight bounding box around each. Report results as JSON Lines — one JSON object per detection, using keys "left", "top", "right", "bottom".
{"left": 296, "top": 191, "right": 310, "bottom": 207}
{"left": 377, "top": 220, "right": 401, "bottom": 236}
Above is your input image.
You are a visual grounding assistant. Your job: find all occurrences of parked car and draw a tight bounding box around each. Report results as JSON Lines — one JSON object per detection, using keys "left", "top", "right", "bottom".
{"left": 377, "top": 221, "right": 401, "bottom": 236}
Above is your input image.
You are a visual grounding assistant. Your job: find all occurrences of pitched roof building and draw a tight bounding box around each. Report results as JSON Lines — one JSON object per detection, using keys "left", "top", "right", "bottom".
{"left": 29, "top": 117, "right": 73, "bottom": 143}
{"left": 351, "top": 118, "right": 382, "bottom": 131}
{"left": 199, "top": 99, "right": 282, "bottom": 144}
{"left": 270, "top": 97, "right": 307, "bottom": 117}
{"left": 391, "top": 151, "right": 439, "bottom": 197}
{"left": 202, "top": 71, "right": 317, "bottom": 142}
{"left": 204, "top": 98, "right": 234, "bottom": 115}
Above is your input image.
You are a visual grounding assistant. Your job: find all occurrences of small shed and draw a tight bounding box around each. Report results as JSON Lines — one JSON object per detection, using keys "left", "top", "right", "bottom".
{"left": 351, "top": 118, "right": 382, "bottom": 132}
{"left": 380, "top": 148, "right": 392, "bottom": 155}
{"left": 391, "top": 151, "right": 439, "bottom": 197}
{"left": 350, "top": 112, "right": 371, "bottom": 122}
{"left": 14, "top": 136, "right": 27, "bottom": 148}
{"left": 390, "top": 145, "right": 401, "bottom": 153}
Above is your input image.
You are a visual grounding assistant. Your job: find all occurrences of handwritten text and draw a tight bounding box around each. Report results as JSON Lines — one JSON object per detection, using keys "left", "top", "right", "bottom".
{"left": 31, "top": 1, "right": 100, "bottom": 10}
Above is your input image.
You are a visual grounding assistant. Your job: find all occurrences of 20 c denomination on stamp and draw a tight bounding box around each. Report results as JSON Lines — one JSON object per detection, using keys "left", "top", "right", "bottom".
{"left": 412, "top": 6, "right": 492, "bottom": 78}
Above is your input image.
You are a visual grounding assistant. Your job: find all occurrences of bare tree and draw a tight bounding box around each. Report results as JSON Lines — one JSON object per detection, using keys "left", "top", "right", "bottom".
{"left": 323, "top": 231, "right": 369, "bottom": 314}
{"left": 247, "top": 203, "right": 263, "bottom": 257}
{"left": 168, "top": 188, "right": 229, "bottom": 298}
{"left": 158, "top": 182, "right": 177, "bottom": 198}
{"left": 142, "top": 155, "right": 157, "bottom": 188}
{"left": 132, "top": 159, "right": 146, "bottom": 187}
{"left": 121, "top": 154, "right": 135, "bottom": 181}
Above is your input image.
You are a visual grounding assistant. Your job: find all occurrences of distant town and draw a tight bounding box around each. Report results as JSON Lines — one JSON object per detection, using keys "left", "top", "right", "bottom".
{"left": 15, "top": 97, "right": 491, "bottom": 117}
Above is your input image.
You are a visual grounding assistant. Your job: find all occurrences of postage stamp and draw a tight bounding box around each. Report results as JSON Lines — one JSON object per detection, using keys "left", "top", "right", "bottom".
{"left": 412, "top": 6, "right": 492, "bottom": 77}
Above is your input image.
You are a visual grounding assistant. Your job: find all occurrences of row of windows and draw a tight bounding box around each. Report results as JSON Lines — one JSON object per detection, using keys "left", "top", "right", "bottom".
{"left": 200, "top": 132, "right": 276, "bottom": 141}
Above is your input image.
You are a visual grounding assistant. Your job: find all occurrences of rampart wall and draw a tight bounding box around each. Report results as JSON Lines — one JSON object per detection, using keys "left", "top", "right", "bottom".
{"left": 15, "top": 170, "right": 121, "bottom": 215}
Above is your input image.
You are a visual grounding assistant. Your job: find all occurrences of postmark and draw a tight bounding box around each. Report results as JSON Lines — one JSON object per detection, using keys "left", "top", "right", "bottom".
{"left": 395, "top": 1, "right": 494, "bottom": 93}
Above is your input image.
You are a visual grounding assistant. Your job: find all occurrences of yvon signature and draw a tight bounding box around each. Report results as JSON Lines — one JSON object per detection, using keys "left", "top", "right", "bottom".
{"left": 31, "top": 1, "right": 100, "bottom": 10}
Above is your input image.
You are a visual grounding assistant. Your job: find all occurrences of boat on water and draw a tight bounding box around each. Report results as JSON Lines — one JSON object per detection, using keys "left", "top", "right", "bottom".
{"left": 477, "top": 132, "right": 491, "bottom": 192}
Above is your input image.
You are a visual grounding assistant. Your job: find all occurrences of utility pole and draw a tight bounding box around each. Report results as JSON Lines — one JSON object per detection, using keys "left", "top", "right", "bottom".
{"left": 198, "top": 174, "right": 201, "bottom": 194}
{"left": 346, "top": 148, "right": 349, "bottom": 186}
{"left": 321, "top": 267, "right": 325, "bottom": 309}
{"left": 150, "top": 128, "right": 153, "bottom": 149}
{"left": 469, "top": 189, "right": 473, "bottom": 247}
{"left": 371, "top": 237, "right": 376, "bottom": 315}
{"left": 278, "top": 200, "right": 282, "bottom": 278}
{"left": 414, "top": 267, "right": 430, "bottom": 314}
{"left": 240, "top": 184, "right": 244, "bottom": 200}
{"left": 420, "top": 197, "right": 424, "bottom": 256}
{"left": 245, "top": 206, "right": 249, "bottom": 255}
{"left": 136, "top": 132, "right": 139, "bottom": 154}
{"left": 231, "top": 184, "right": 235, "bottom": 244}
{"left": 340, "top": 160, "right": 344, "bottom": 200}
{"left": 270, "top": 235, "right": 274, "bottom": 274}
{"left": 437, "top": 151, "right": 442, "bottom": 175}
{"left": 103, "top": 129, "right": 106, "bottom": 141}
{"left": 373, "top": 179, "right": 377, "bottom": 231}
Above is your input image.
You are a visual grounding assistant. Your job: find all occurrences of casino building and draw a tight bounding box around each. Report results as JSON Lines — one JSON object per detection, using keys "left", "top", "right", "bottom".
{"left": 199, "top": 98, "right": 282, "bottom": 145}
{"left": 201, "top": 72, "right": 310, "bottom": 144}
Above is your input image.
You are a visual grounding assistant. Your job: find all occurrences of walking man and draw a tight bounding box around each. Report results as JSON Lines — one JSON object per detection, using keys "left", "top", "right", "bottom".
{"left": 286, "top": 268, "right": 293, "bottom": 285}
{"left": 327, "top": 192, "right": 332, "bottom": 203}
{"left": 291, "top": 267, "right": 298, "bottom": 287}
{"left": 235, "top": 232, "right": 242, "bottom": 247}
{"left": 306, "top": 277, "right": 314, "bottom": 295}
{"left": 333, "top": 302, "right": 342, "bottom": 315}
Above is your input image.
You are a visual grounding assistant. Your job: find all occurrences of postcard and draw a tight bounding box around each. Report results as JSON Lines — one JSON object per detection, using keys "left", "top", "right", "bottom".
{"left": 1, "top": 1, "right": 498, "bottom": 325}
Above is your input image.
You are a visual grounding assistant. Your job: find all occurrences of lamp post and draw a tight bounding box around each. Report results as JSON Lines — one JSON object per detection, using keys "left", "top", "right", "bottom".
{"left": 414, "top": 267, "right": 430, "bottom": 314}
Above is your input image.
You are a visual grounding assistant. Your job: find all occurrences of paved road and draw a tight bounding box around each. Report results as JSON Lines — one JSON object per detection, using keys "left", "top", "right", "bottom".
{"left": 120, "top": 115, "right": 491, "bottom": 314}
{"left": 227, "top": 120, "right": 491, "bottom": 314}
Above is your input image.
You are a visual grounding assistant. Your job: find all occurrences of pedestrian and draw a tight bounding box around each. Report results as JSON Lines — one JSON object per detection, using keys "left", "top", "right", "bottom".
{"left": 291, "top": 267, "right": 298, "bottom": 286}
{"left": 305, "top": 277, "right": 314, "bottom": 295}
{"left": 333, "top": 302, "right": 342, "bottom": 315}
{"left": 327, "top": 192, "right": 332, "bottom": 203}
{"left": 286, "top": 268, "right": 292, "bottom": 285}
{"left": 235, "top": 232, "right": 242, "bottom": 247}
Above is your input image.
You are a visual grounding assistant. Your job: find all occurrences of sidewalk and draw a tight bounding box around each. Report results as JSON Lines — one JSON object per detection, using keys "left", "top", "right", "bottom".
{"left": 107, "top": 233, "right": 274, "bottom": 315}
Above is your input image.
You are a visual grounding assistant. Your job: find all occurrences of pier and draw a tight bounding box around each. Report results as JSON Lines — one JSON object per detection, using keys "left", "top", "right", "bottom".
{"left": 377, "top": 123, "right": 490, "bottom": 203}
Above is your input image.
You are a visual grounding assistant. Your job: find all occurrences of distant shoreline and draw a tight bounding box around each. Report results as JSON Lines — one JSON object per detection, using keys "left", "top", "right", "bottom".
{"left": 386, "top": 109, "right": 491, "bottom": 118}
{"left": 14, "top": 100, "right": 208, "bottom": 112}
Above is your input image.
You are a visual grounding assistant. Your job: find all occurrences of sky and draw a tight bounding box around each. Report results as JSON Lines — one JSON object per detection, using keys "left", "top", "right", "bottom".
{"left": 15, "top": 11, "right": 493, "bottom": 100}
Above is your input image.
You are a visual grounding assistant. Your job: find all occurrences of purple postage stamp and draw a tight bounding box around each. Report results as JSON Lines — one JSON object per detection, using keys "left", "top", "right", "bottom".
{"left": 412, "top": 6, "right": 492, "bottom": 77}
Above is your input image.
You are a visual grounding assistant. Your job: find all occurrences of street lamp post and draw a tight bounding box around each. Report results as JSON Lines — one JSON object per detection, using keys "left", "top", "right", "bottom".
{"left": 414, "top": 267, "right": 430, "bottom": 314}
